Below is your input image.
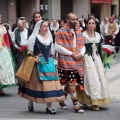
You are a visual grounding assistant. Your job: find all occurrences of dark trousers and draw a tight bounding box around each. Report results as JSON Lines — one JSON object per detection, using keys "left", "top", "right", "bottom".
{"left": 114, "top": 34, "right": 120, "bottom": 53}
{"left": 14, "top": 51, "right": 24, "bottom": 85}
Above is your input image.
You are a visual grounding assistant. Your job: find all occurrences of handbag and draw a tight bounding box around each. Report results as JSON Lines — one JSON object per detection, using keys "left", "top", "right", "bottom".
{"left": 16, "top": 56, "right": 36, "bottom": 82}
{"left": 36, "top": 56, "right": 58, "bottom": 81}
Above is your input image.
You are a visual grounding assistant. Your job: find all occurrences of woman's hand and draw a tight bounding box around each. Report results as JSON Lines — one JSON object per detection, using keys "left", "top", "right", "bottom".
{"left": 36, "top": 56, "right": 40, "bottom": 62}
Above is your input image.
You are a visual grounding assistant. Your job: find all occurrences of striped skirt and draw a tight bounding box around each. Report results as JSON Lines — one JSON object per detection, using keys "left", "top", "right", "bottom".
{"left": 18, "top": 65, "right": 65, "bottom": 103}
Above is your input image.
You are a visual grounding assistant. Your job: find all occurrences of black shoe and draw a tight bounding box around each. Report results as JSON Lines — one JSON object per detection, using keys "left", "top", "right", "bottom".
{"left": 28, "top": 106, "right": 34, "bottom": 112}
{"left": 46, "top": 108, "right": 56, "bottom": 114}
{"left": 115, "top": 48, "right": 119, "bottom": 53}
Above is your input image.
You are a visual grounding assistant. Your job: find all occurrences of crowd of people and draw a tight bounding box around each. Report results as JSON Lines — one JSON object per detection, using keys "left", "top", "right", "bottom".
{"left": 0, "top": 11, "right": 120, "bottom": 114}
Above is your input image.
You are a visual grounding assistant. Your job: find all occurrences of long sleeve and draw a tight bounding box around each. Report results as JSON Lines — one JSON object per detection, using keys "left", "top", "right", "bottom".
{"left": 50, "top": 42, "right": 55, "bottom": 56}
{"left": 81, "top": 46, "right": 86, "bottom": 56}
{"left": 11, "top": 31, "right": 19, "bottom": 49}
{"left": 27, "top": 34, "right": 36, "bottom": 52}
{"left": 55, "top": 42, "right": 72, "bottom": 55}
{"left": 105, "top": 23, "right": 108, "bottom": 35}
{"left": 55, "top": 42, "right": 85, "bottom": 56}
{"left": 114, "top": 22, "right": 119, "bottom": 35}
{"left": 11, "top": 32, "right": 15, "bottom": 42}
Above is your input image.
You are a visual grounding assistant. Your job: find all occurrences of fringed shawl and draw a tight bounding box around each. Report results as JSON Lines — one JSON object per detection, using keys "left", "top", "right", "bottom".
{"left": 55, "top": 24, "right": 84, "bottom": 77}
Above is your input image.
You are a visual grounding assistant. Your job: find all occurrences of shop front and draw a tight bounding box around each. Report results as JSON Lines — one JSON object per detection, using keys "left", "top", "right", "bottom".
{"left": 90, "top": 0, "right": 119, "bottom": 21}
{"left": 0, "top": 0, "right": 8, "bottom": 23}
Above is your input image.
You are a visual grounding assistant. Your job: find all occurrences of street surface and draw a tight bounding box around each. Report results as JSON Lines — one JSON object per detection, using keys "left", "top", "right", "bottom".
{"left": 0, "top": 53, "right": 120, "bottom": 120}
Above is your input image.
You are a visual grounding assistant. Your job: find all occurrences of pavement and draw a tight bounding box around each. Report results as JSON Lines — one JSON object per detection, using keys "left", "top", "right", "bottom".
{"left": 108, "top": 53, "right": 120, "bottom": 101}
{"left": 0, "top": 53, "right": 120, "bottom": 120}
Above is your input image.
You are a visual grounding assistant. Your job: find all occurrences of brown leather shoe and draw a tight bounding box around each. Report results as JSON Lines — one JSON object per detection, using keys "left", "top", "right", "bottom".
{"left": 82, "top": 104, "right": 88, "bottom": 108}
{"left": 92, "top": 105, "right": 99, "bottom": 111}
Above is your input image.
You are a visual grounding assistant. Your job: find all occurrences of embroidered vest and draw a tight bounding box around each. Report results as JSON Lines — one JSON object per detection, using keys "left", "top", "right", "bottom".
{"left": 15, "top": 28, "right": 31, "bottom": 47}
{"left": 108, "top": 22, "right": 116, "bottom": 35}
{"left": 15, "top": 28, "right": 21, "bottom": 47}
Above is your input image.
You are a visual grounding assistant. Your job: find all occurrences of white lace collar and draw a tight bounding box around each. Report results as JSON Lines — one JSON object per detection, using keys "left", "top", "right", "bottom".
{"left": 36, "top": 34, "right": 51, "bottom": 46}
{"left": 83, "top": 31, "right": 101, "bottom": 43}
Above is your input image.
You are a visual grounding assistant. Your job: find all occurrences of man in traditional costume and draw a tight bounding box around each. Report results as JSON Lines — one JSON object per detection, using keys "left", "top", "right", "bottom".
{"left": 55, "top": 13, "right": 85, "bottom": 113}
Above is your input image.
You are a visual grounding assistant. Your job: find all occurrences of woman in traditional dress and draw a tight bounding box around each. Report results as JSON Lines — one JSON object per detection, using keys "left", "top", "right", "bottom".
{"left": 50, "top": 19, "right": 59, "bottom": 43}
{"left": 18, "top": 20, "right": 65, "bottom": 114}
{"left": 29, "top": 11, "right": 42, "bottom": 31}
{"left": 76, "top": 18, "right": 110, "bottom": 111}
{"left": 0, "top": 14, "right": 15, "bottom": 95}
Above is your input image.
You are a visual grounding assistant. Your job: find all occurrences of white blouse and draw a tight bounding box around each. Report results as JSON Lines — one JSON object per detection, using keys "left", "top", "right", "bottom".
{"left": 27, "top": 34, "right": 55, "bottom": 55}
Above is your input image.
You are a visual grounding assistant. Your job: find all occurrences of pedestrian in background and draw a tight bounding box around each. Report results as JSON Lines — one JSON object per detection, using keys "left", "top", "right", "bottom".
{"left": 100, "top": 17, "right": 109, "bottom": 43}
{"left": 105, "top": 15, "right": 119, "bottom": 53}
{"left": 29, "top": 11, "right": 42, "bottom": 31}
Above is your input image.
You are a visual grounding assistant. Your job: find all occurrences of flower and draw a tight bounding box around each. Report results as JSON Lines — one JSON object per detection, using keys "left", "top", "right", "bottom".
{"left": 102, "top": 48, "right": 114, "bottom": 70}
{"left": 20, "top": 46, "right": 30, "bottom": 57}
{"left": 20, "top": 46, "right": 44, "bottom": 65}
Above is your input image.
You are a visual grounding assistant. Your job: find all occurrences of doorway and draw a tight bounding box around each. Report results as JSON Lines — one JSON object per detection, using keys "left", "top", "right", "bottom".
{"left": 91, "top": 4, "right": 101, "bottom": 21}
{"left": 111, "top": 5, "right": 117, "bottom": 16}
{"left": 16, "top": 0, "right": 21, "bottom": 18}
{"left": 61, "top": 0, "right": 73, "bottom": 20}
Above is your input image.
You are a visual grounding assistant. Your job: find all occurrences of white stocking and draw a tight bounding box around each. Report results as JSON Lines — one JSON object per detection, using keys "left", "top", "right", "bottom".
{"left": 47, "top": 102, "right": 52, "bottom": 110}
{"left": 28, "top": 100, "right": 33, "bottom": 107}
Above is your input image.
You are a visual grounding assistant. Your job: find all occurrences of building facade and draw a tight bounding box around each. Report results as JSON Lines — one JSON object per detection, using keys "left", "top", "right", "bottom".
{"left": 0, "top": 0, "right": 119, "bottom": 26}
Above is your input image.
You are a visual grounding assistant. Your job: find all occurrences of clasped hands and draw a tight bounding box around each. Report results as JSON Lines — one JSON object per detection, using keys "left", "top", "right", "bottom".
{"left": 71, "top": 52, "right": 83, "bottom": 61}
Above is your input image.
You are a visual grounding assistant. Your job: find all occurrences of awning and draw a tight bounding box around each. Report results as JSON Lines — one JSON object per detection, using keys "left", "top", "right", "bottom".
{"left": 90, "top": 0, "right": 112, "bottom": 4}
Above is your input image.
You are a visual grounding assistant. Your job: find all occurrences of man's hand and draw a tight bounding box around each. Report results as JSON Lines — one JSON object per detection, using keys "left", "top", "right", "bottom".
{"left": 72, "top": 52, "right": 83, "bottom": 61}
